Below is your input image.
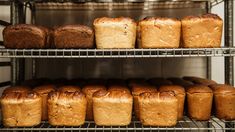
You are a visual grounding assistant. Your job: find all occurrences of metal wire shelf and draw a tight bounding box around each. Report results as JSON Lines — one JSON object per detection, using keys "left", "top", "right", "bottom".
{"left": 0, "top": 47, "right": 234, "bottom": 58}
{"left": 0, "top": 116, "right": 234, "bottom": 131}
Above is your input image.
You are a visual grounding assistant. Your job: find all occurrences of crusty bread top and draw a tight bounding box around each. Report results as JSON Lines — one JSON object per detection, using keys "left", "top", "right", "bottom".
{"left": 33, "top": 84, "right": 56, "bottom": 94}
{"left": 82, "top": 84, "right": 106, "bottom": 96}
{"left": 54, "top": 25, "right": 93, "bottom": 34}
{"left": 57, "top": 85, "right": 81, "bottom": 92}
{"left": 131, "top": 84, "right": 157, "bottom": 96}
{"left": 138, "top": 91, "right": 177, "bottom": 101}
{"left": 48, "top": 91, "right": 85, "bottom": 101}
{"left": 93, "top": 17, "right": 136, "bottom": 25}
{"left": 182, "top": 13, "right": 222, "bottom": 21}
{"left": 139, "top": 17, "right": 180, "bottom": 23}
{"left": 93, "top": 89, "right": 132, "bottom": 100}
{"left": 187, "top": 85, "right": 212, "bottom": 94}
{"left": 183, "top": 76, "right": 217, "bottom": 86}
{"left": 3, "top": 24, "right": 46, "bottom": 36}
{"left": 3, "top": 86, "right": 31, "bottom": 95}
{"left": 1, "top": 91, "right": 40, "bottom": 103}
{"left": 209, "top": 84, "right": 235, "bottom": 94}
{"left": 108, "top": 85, "right": 130, "bottom": 93}
{"left": 159, "top": 85, "right": 185, "bottom": 95}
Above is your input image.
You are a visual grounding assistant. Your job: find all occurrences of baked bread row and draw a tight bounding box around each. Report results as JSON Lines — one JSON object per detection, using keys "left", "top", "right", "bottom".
{"left": 3, "top": 13, "right": 222, "bottom": 49}
{"left": 1, "top": 77, "right": 234, "bottom": 127}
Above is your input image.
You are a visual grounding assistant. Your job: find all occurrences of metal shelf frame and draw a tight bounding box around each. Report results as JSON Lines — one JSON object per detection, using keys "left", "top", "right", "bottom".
{"left": 0, "top": 117, "right": 234, "bottom": 131}
{"left": 0, "top": 0, "right": 233, "bottom": 131}
{"left": 0, "top": 47, "right": 235, "bottom": 58}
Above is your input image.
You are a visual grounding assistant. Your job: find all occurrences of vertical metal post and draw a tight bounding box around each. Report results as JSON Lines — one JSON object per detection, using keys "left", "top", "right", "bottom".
{"left": 10, "top": 1, "right": 25, "bottom": 85}
{"left": 224, "top": 0, "right": 234, "bottom": 131}
{"left": 206, "top": 1, "right": 212, "bottom": 80}
{"left": 224, "top": 0, "right": 234, "bottom": 86}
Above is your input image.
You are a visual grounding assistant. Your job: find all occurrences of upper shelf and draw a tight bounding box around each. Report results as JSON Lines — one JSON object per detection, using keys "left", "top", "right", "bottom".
{"left": 0, "top": 47, "right": 234, "bottom": 58}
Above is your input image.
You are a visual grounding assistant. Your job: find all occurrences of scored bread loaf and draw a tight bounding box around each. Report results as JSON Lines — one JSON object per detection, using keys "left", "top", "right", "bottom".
{"left": 181, "top": 13, "right": 223, "bottom": 48}
{"left": 33, "top": 84, "right": 56, "bottom": 121}
{"left": 186, "top": 85, "right": 213, "bottom": 121}
{"left": 82, "top": 84, "right": 106, "bottom": 120}
{"left": 138, "top": 92, "right": 178, "bottom": 126}
{"left": 159, "top": 85, "right": 185, "bottom": 120}
{"left": 54, "top": 25, "right": 94, "bottom": 48}
{"left": 3, "top": 24, "right": 49, "bottom": 49}
{"left": 209, "top": 84, "right": 235, "bottom": 120}
{"left": 47, "top": 91, "right": 87, "bottom": 126}
{"left": 1, "top": 92, "right": 42, "bottom": 127}
{"left": 131, "top": 83, "right": 157, "bottom": 119}
{"left": 138, "top": 17, "right": 181, "bottom": 48}
{"left": 94, "top": 17, "right": 136, "bottom": 49}
{"left": 92, "top": 89, "right": 133, "bottom": 126}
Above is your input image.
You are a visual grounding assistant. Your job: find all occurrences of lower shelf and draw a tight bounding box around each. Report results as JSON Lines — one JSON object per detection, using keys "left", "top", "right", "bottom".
{"left": 1, "top": 116, "right": 234, "bottom": 131}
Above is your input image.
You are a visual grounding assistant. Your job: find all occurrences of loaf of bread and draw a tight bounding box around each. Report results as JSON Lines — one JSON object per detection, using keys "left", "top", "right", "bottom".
{"left": 131, "top": 84, "right": 157, "bottom": 119}
{"left": 1, "top": 92, "right": 42, "bottom": 127}
{"left": 92, "top": 89, "right": 133, "bottom": 126}
{"left": 183, "top": 76, "right": 217, "bottom": 86}
{"left": 108, "top": 85, "right": 130, "bottom": 93}
{"left": 138, "top": 17, "right": 181, "bottom": 48}
{"left": 181, "top": 13, "right": 223, "bottom": 48}
{"left": 54, "top": 25, "right": 94, "bottom": 48}
{"left": 186, "top": 85, "right": 213, "bottom": 120}
{"left": 47, "top": 91, "right": 87, "bottom": 126}
{"left": 57, "top": 85, "right": 81, "bottom": 92}
{"left": 3, "top": 24, "right": 49, "bottom": 49}
{"left": 82, "top": 84, "right": 106, "bottom": 120}
{"left": 93, "top": 17, "right": 136, "bottom": 49}
{"left": 138, "top": 92, "right": 178, "bottom": 126}
{"left": 209, "top": 84, "right": 235, "bottom": 120}
{"left": 3, "top": 86, "right": 31, "bottom": 94}
{"left": 33, "top": 84, "right": 56, "bottom": 121}
{"left": 159, "top": 85, "right": 185, "bottom": 120}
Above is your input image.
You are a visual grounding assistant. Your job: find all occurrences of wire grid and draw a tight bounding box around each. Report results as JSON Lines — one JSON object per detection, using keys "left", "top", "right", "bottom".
{"left": 0, "top": 116, "right": 234, "bottom": 131}
{"left": 35, "top": 1, "right": 206, "bottom": 10}
{"left": 0, "top": 47, "right": 234, "bottom": 58}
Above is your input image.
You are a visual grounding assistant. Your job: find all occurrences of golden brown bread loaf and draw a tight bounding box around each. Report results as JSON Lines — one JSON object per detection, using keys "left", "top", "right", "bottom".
{"left": 209, "top": 84, "right": 235, "bottom": 120}
{"left": 138, "top": 92, "right": 178, "bottom": 126}
{"left": 108, "top": 85, "right": 130, "bottom": 93}
{"left": 183, "top": 76, "right": 217, "bottom": 86}
{"left": 92, "top": 89, "right": 133, "bottom": 126}
{"left": 33, "top": 84, "right": 56, "bottom": 121}
{"left": 57, "top": 85, "right": 81, "bottom": 92}
{"left": 186, "top": 85, "right": 213, "bottom": 121}
{"left": 93, "top": 17, "right": 136, "bottom": 49}
{"left": 47, "top": 91, "right": 87, "bottom": 126}
{"left": 82, "top": 85, "right": 106, "bottom": 120}
{"left": 54, "top": 25, "right": 94, "bottom": 48}
{"left": 3, "top": 24, "right": 49, "bottom": 49}
{"left": 131, "top": 84, "right": 157, "bottom": 119}
{"left": 159, "top": 85, "right": 185, "bottom": 120}
{"left": 3, "top": 86, "right": 31, "bottom": 94}
{"left": 0, "top": 92, "right": 42, "bottom": 127}
{"left": 181, "top": 13, "right": 223, "bottom": 48}
{"left": 138, "top": 17, "right": 181, "bottom": 48}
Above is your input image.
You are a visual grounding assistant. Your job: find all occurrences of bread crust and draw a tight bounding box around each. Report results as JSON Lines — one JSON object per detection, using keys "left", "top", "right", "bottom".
{"left": 54, "top": 25, "right": 94, "bottom": 48}
{"left": 1, "top": 92, "right": 42, "bottom": 127}
{"left": 138, "top": 92, "right": 178, "bottom": 126}
{"left": 92, "top": 89, "right": 133, "bottom": 126}
{"left": 3, "top": 24, "right": 48, "bottom": 49}
{"left": 138, "top": 17, "right": 181, "bottom": 48}
{"left": 47, "top": 91, "right": 87, "bottom": 126}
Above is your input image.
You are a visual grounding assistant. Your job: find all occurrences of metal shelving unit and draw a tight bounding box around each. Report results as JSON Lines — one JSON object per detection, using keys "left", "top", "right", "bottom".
{"left": 0, "top": 117, "right": 234, "bottom": 131}
{"left": 0, "top": 0, "right": 234, "bottom": 131}
{"left": 0, "top": 47, "right": 235, "bottom": 58}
